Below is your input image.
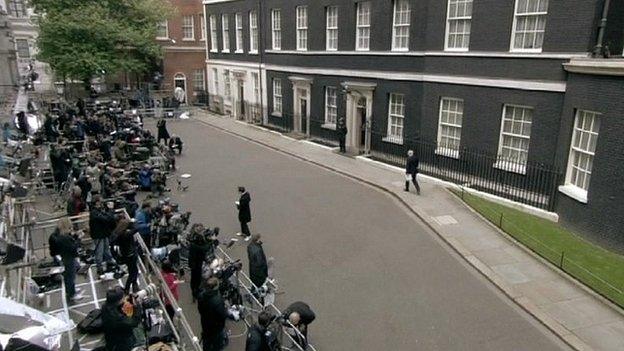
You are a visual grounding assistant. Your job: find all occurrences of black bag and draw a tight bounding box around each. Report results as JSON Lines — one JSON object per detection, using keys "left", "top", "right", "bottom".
{"left": 147, "top": 322, "right": 175, "bottom": 345}
{"left": 77, "top": 308, "right": 103, "bottom": 334}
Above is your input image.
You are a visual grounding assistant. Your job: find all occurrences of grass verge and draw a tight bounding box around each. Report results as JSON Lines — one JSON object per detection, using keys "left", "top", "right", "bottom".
{"left": 451, "top": 189, "right": 624, "bottom": 309}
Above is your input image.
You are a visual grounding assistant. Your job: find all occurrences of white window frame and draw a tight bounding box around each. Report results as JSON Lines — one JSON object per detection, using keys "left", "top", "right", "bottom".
{"left": 326, "top": 6, "right": 339, "bottom": 51}
{"left": 391, "top": 0, "right": 410, "bottom": 52}
{"left": 436, "top": 97, "right": 464, "bottom": 158}
{"left": 235, "top": 13, "right": 244, "bottom": 53}
{"left": 296, "top": 6, "right": 308, "bottom": 51}
{"left": 182, "top": 15, "right": 195, "bottom": 41}
{"left": 444, "top": 0, "right": 472, "bottom": 51}
{"left": 510, "top": 0, "right": 549, "bottom": 53}
{"left": 156, "top": 20, "right": 169, "bottom": 40}
{"left": 222, "top": 14, "right": 230, "bottom": 52}
{"left": 209, "top": 15, "right": 218, "bottom": 51}
{"left": 224, "top": 70, "right": 231, "bottom": 97}
{"left": 249, "top": 10, "right": 258, "bottom": 53}
{"left": 384, "top": 93, "right": 405, "bottom": 144}
{"left": 559, "top": 110, "right": 601, "bottom": 203}
{"left": 199, "top": 14, "right": 206, "bottom": 41}
{"left": 495, "top": 104, "right": 534, "bottom": 174}
{"left": 212, "top": 68, "right": 220, "bottom": 95}
{"left": 193, "top": 69, "right": 205, "bottom": 91}
{"left": 356, "top": 2, "right": 371, "bottom": 51}
{"left": 7, "top": 0, "right": 27, "bottom": 18}
{"left": 272, "top": 79, "right": 283, "bottom": 116}
{"left": 324, "top": 87, "right": 338, "bottom": 128}
{"left": 271, "top": 9, "right": 282, "bottom": 50}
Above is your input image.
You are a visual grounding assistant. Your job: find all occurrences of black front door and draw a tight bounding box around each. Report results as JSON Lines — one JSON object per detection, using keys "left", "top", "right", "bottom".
{"left": 300, "top": 98, "right": 307, "bottom": 134}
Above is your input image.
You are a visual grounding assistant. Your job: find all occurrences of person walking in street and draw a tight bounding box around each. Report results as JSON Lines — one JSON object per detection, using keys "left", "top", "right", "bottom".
{"left": 50, "top": 217, "right": 83, "bottom": 302}
{"left": 405, "top": 149, "right": 421, "bottom": 195}
{"left": 157, "top": 117, "right": 170, "bottom": 145}
{"left": 197, "top": 277, "right": 229, "bottom": 351}
{"left": 337, "top": 117, "right": 347, "bottom": 153}
{"left": 236, "top": 186, "right": 252, "bottom": 241}
{"left": 89, "top": 195, "right": 117, "bottom": 275}
{"left": 247, "top": 233, "right": 268, "bottom": 290}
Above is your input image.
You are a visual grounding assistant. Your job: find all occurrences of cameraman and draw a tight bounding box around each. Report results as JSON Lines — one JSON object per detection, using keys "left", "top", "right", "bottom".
{"left": 197, "top": 277, "right": 229, "bottom": 351}
{"left": 113, "top": 219, "right": 140, "bottom": 294}
{"left": 282, "top": 301, "right": 316, "bottom": 349}
{"left": 247, "top": 234, "right": 268, "bottom": 291}
{"left": 189, "top": 223, "right": 213, "bottom": 300}
{"left": 89, "top": 195, "right": 117, "bottom": 275}
{"left": 245, "top": 311, "right": 276, "bottom": 351}
{"left": 102, "top": 286, "right": 141, "bottom": 351}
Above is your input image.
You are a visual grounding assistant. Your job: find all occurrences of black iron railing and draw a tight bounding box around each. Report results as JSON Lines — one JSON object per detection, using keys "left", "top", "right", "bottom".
{"left": 369, "top": 131, "right": 562, "bottom": 211}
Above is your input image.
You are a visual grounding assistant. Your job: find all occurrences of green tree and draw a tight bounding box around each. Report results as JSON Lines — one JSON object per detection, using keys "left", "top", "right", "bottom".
{"left": 31, "top": 0, "right": 172, "bottom": 85}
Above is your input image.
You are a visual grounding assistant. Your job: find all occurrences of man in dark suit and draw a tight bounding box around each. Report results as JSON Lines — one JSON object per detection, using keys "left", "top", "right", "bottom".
{"left": 236, "top": 186, "right": 252, "bottom": 241}
{"left": 247, "top": 234, "right": 268, "bottom": 289}
{"left": 405, "top": 149, "right": 421, "bottom": 195}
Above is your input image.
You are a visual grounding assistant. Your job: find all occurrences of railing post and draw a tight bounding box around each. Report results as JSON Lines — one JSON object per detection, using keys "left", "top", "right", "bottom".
{"left": 559, "top": 251, "right": 565, "bottom": 269}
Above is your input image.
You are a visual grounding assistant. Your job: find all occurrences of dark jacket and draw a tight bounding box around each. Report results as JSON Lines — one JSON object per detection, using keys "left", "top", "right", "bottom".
{"left": 245, "top": 325, "right": 271, "bottom": 351}
{"left": 197, "top": 288, "right": 228, "bottom": 337}
{"left": 50, "top": 230, "right": 79, "bottom": 260}
{"left": 238, "top": 192, "right": 251, "bottom": 223}
{"left": 189, "top": 233, "right": 212, "bottom": 269}
{"left": 337, "top": 121, "right": 347, "bottom": 137}
{"left": 89, "top": 207, "right": 116, "bottom": 240}
{"left": 247, "top": 241, "right": 268, "bottom": 288}
{"left": 66, "top": 196, "right": 86, "bottom": 216}
{"left": 283, "top": 302, "right": 316, "bottom": 325}
{"left": 157, "top": 120, "right": 170, "bottom": 140}
{"left": 102, "top": 301, "right": 140, "bottom": 351}
{"left": 115, "top": 229, "right": 138, "bottom": 263}
{"left": 406, "top": 154, "right": 420, "bottom": 175}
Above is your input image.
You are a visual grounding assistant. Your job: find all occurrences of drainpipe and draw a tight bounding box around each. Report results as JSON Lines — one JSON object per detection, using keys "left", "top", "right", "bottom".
{"left": 592, "top": 0, "right": 611, "bottom": 57}
{"left": 257, "top": 0, "right": 265, "bottom": 125}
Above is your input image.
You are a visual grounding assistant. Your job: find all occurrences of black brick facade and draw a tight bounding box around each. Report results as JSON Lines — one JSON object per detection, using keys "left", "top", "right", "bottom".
{"left": 206, "top": 0, "right": 624, "bottom": 250}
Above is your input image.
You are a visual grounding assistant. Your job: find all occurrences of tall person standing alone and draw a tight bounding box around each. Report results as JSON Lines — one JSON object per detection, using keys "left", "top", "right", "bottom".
{"left": 236, "top": 186, "right": 252, "bottom": 241}
{"left": 405, "top": 149, "right": 421, "bottom": 195}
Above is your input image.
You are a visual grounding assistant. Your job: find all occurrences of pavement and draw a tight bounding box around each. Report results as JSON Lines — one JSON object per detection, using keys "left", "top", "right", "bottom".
{"left": 179, "top": 110, "right": 624, "bottom": 351}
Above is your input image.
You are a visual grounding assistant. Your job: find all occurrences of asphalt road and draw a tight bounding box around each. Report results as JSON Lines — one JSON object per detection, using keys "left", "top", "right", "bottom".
{"left": 158, "top": 118, "right": 569, "bottom": 351}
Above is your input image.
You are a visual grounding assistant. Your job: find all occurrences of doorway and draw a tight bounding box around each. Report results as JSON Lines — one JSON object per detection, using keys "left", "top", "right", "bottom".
{"left": 173, "top": 73, "right": 186, "bottom": 103}
{"left": 357, "top": 97, "right": 367, "bottom": 151}
{"left": 238, "top": 82, "right": 245, "bottom": 120}
{"left": 299, "top": 90, "right": 308, "bottom": 134}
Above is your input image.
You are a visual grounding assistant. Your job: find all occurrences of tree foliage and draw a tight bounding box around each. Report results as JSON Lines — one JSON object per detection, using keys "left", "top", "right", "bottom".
{"left": 31, "top": 0, "right": 172, "bottom": 82}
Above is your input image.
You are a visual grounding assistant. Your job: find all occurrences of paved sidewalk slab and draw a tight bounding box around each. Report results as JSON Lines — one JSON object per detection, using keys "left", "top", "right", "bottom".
{"left": 194, "top": 112, "right": 624, "bottom": 351}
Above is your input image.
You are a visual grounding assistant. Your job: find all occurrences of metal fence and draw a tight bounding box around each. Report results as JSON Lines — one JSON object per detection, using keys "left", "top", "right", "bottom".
{"left": 369, "top": 131, "right": 562, "bottom": 211}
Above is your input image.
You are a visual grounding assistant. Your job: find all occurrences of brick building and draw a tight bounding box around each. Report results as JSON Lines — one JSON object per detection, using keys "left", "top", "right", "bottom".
{"left": 157, "top": 0, "right": 207, "bottom": 104}
{"left": 202, "top": 0, "right": 624, "bottom": 251}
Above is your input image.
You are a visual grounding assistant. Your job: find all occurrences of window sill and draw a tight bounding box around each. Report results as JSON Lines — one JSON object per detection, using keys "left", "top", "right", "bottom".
{"left": 156, "top": 37, "right": 170, "bottom": 41}
{"left": 444, "top": 47, "right": 469, "bottom": 52}
{"left": 182, "top": 38, "right": 195, "bottom": 42}
{"left": 321, "top": 123, "right": 336, "bottom": 130}
{"left": 210, "top": 49, "right": 218, "bottom": 53}
{"left": 382, "top": 136, "right": 403, "bottom": 145}
{"left": 249, "top": 51, "right": 258, "bottom": 55}
{"left": 221, "top": 50, "right": 230, "bottom": 53}
{"left": 296, "top": 49, "right": 308, "bottom": 52}
{"left": 271, "top": 112, "right": 282, "bottom": 117}
{"left": 435, "top": 147, "right": 459, "bottom": 159}
{"left": 391, "top": 48, "right": 409, "bottom": 52}
{"left": 235, "top": 50, "right": 244, "bottom": 54}
{"left": 326, "top": 48, "right": 338, "bottom": 52}
{"left": 493, "top": 161, "right": 526, "bottom": 175}
{"left": 558, "top": 185, "right": 588, "bottom": 204}
{"left": 509, "top": 48, "right": 543, "bottom": 54}
{"left": 272, "top": 48, "right": 281, "bottom": 51}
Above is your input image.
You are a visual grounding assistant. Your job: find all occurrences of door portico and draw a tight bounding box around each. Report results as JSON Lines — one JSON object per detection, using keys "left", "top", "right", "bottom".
{"left": 289, "top": 76, "right": 313, "bottom": 135}
{"left": 341, "top": 81, "right": 376, "bottom": 154}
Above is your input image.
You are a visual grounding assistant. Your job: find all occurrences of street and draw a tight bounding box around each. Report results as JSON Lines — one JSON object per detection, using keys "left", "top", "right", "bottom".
{"left": 161, "top": 118, "right": 570, "bottom": 351}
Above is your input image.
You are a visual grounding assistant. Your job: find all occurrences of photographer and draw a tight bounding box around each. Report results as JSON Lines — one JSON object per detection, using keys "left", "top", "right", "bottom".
{"left": 245, "top": 311, "right": 276, "bottom": 351}
{"left": 89, "top": 195, "right": 117, "bottom": 275}
{"left": 113, "top": 219, "right": 140, "bottom": 294}
{"left": 189, "top": 223, "right": 213, "bottom": 300}
{"left": 168, "top": 134, "right": 183, "bottom": 155}
{"left": 49, "top": 217, "right": 83, "bottom": 303}
{"left": 102, "top": 286, "right": 141, "bottom": 351}
{"left": 134, "top": 201, "right": 153, "bottom": 249}
{"left": 197, "top": 277, "right": 228, "bottom": 351}
{"left": 282, "top": 301, "right": 316, "bottom": 349}
{"left": 247, "top": 234, "right": 268, "bottom": 292}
